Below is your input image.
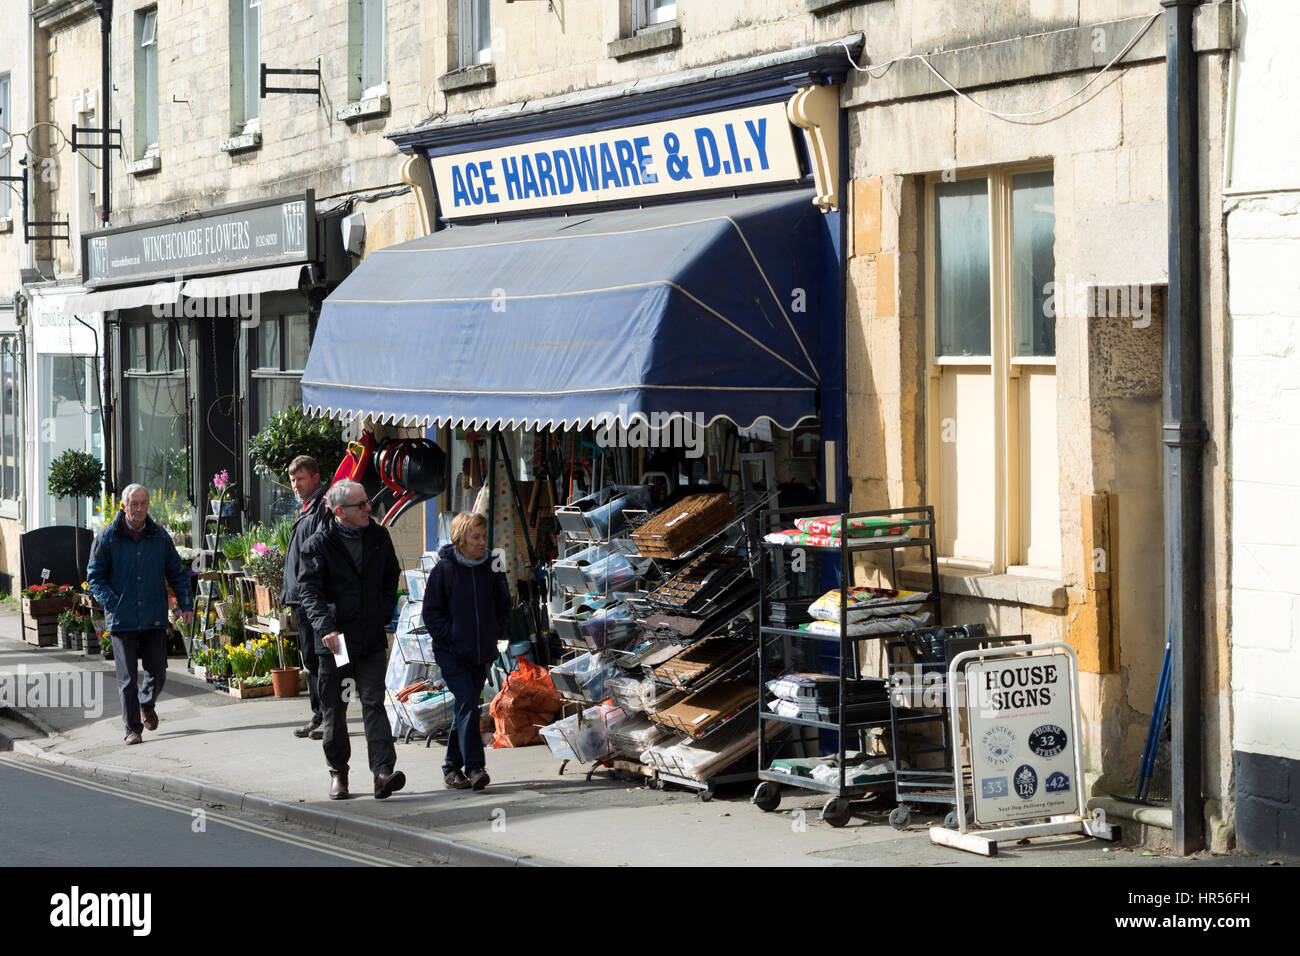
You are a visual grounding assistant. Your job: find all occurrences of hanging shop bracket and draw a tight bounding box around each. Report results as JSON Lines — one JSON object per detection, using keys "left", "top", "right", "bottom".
{"left": 261, "top": 58, "right": 323, "bottom": 108}
{"left": 0, "top": 163, "right": 71, "bottom": 244}
{"left": 70, "top": 122, "right": 123, "bottom": 157}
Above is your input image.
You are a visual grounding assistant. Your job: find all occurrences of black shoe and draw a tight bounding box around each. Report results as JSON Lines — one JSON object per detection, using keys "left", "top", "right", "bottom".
{"left": 293, "top": 719, "right": 322, "bottom": 739}
{"left": 374, "top": 770, "right": 406, "bottom": 799}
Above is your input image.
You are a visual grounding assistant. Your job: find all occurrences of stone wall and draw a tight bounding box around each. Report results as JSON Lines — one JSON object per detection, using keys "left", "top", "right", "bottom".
{"left": 840, "top": 0, "right": 1233, "bottom": 846}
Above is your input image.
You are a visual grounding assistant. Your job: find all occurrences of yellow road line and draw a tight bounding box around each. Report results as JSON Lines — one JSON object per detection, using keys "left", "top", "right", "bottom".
{"left": 0, "top": 754, "right": 410, "bottom": 867}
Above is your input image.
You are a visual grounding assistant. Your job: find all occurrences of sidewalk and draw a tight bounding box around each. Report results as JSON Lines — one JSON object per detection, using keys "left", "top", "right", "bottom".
{"left": 0, "top": 608, "right": 1251, "bottom": 867}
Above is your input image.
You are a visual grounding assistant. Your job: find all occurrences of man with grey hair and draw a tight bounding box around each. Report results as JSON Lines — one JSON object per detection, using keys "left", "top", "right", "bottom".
{"left": 87, "top": 483, "right": 194, "bottom": 745}
{"left": 297, "top": 479, "right": 404, "bottom": 800}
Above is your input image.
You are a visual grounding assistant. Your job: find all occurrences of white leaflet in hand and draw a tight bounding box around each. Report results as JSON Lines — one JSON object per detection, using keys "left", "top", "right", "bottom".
{"left": 333, "top": 634, "right": 350, "bottom": 667}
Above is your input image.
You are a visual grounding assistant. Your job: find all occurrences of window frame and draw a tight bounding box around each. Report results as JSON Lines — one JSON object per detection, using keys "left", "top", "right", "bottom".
{"left": 360, "top": 0, "right": 387, "bottom": 98}
{"left": 135, "top": 8, "right": 159, "bottom": 153}
{"left": 0, "top": 335, "right": 22, "bottom": 506}
{"left": 121, "top": 318, "right": 190, "bottom": 506}
{"left": 458, "top": 0, "right": 491, "bottom": 68}
{"left": 634, "top": 0, "right": 677, "bottom": 32}
{"left": 923, "top": 161, "right": 1057, "bottom": 575}
{"left": 1, "top": 73, "right": 12, "bottom": 220}
{"left": 230, "top": 0, "right": 261, "bottom": 133}
{"left": 247, "top": 313, "right": 313, "bottom": 523}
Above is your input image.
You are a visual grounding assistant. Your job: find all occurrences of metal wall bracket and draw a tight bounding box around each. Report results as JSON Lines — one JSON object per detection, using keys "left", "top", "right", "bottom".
{"left": 261, "top": 57, "right": 323, "bottom": 108}
{"left": 71, "top": 123, "right": 123, "bottom": 155}
{"left": 0, "top": 163, "right": 71, "bottom": 245}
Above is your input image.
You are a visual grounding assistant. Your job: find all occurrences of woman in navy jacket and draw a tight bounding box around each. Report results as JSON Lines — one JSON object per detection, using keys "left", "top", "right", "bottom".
{"left": 421, "top": 512, "right": 510, "bottom": 791}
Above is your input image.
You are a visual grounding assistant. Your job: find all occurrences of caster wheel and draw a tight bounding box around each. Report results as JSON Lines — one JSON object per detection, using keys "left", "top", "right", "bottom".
{"left": 752, "top": 782, "right": 781, "bottom": 812}
{"left": 944, "top": 808, "right": 974, "bottom": 829}
{"left": 888, "top": 805, "right": 911, "bottom": 830}
{"left": 698, "top": 789, "right": 714, "bottom": 803}
{"left": 821, "top": 797, "right": 852, "bottom": 828}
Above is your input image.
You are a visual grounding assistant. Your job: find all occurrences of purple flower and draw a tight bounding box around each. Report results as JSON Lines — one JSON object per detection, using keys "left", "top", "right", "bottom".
{"left": 212, "top": 470, "right": 230, "bottom": 491}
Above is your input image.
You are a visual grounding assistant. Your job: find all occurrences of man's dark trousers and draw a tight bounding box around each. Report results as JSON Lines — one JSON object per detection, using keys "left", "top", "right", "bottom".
{"left": 111, "top": 628, "right": 167, "bottom": 736}
{"left": 297, "top": 614, "right": 321, "bottom": 724}
{"left": 318, "top": 643, "right": 395, "bottom": 775}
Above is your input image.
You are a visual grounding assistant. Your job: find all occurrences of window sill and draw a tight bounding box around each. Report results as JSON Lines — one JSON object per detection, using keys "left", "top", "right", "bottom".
{"left": 808, "top": 0, "right": 888, "bottom": 13}
{"left": 336, "top": 95, "right": 391, "bottom": 123}
{"left": 899, "top": 563, "right": 1067, "bottom": 610}
{"left": 439, "top": 63, "right": 496, "bottom": 93}
{"left": 127, "top": 154, "right": 161, "bottom": 176}
{"left": 0, "top": 217, "right": 12, "bottom": 235}
{"left": 220, "top": 131, "right": 262, "bottom": 154}
{"left": 0, "top": 501, "right": 18, "bottom": 521}
{"left": 608, "top": 22, "right": 682, "bottom": 60}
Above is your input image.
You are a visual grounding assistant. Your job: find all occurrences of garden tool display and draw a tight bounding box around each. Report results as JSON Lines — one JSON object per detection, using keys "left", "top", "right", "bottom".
{"left": 376, "top": 437, "right": 447, "bottom": 526}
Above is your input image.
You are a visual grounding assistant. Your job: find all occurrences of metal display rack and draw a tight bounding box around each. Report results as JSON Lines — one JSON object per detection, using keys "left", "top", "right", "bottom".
{"left": 753, "top": 504, "right": 943, "bottom": 828}
{"left": 884, "top": 630, "right": 1030, "bottom": 829}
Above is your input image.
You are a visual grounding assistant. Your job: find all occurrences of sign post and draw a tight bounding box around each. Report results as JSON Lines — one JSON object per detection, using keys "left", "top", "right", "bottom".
{"left": 930, "top": 642, "right": 1119, "bottom": 857}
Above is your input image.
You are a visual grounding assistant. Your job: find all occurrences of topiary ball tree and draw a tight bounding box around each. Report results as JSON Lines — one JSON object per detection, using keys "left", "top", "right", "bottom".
{"left": 247, "top": 405, "right": 346, "bottom": 485}
{"left": 47, "top": 449, "right": 105, "bottom": 572}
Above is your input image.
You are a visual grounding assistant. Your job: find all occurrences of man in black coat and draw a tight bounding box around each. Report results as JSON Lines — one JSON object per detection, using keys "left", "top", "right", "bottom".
{"left": 280, "top": 455, "right": 332, "bottom": 739}
{"left": 297, "top": 479, "right": 404, "bottom": 800}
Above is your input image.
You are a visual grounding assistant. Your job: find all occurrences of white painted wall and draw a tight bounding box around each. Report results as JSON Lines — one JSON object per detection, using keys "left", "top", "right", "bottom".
{"left": 1227, "top": 3, "right": 1300, "bottom": 763}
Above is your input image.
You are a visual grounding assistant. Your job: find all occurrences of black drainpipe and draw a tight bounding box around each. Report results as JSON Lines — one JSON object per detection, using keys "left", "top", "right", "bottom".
{"left": 93, "top": 0, "right": 112, "bottom": 224}
{"left": 1161, "top": 0, "right": 1206, "bottom": 856}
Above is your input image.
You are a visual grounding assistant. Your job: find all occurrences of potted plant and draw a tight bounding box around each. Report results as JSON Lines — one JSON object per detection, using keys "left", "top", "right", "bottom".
{"left": 270, "top": 631, "right": 301, "bottom": 698}
{"left": 22, "top": 583, "right": 77, "bottom": 617}
{"left": 47, "top": 450, "right": 105, "bottom": 574}
{"left": 83, "top": 617, "right": 101, "bottom": 656}
{"left": 222, "top": 531, "right": 251, "bottom": 573}
{"left": 247, "top": 406, "right": 346, "bottom": 492}
{"left": 208, "top": 469, "right": 237, "bottom": 516}
{"left": 245, "top": 541, "right": 286, "bottom": 615}
{"left": 57, "top": 607, "right": 82, "bottom": 650}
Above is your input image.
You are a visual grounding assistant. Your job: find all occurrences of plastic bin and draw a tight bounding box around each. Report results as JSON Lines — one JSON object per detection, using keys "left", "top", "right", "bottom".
{"left": 550, "top": 651, "right": 620, "bottom": 701}
{"left": 540, "top": 704, "right": 627, "bottom": 762}
{"left": 555, "top": 485, "right": 653, "bottom": 540}
{"left": 551, "top": 539, "right": 644, "bottom": 593}
{"left": 554, "top": 600, "right": 640, "bottom": 652}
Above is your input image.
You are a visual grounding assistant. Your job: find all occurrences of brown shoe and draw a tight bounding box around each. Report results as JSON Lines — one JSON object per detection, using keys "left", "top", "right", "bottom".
{"left": 124, "top": 733, "right": 142, "bottom": 745}
{"left": 374, "top": 770, "right": 406, "bottom": 799}
{"left": 467, "top": 768, "right": 490, "bottom": 791}
{"left": 444, "top": 770, "right": 471, "bottom": 790}
{"left": 141, "top": 709, "right": 158, "bottom": 732}
{"left": 329, "top": 771, "right": 349, "bottom": 800}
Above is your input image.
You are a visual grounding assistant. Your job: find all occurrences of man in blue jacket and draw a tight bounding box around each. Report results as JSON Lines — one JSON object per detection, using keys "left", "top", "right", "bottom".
{"left": 87, "top": 484, "right": 194, "bottom": 745}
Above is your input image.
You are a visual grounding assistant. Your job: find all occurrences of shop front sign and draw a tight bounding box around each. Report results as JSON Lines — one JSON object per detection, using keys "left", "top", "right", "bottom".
{"left": 964, "top": 651, "right": 1080, "bottom": 824}
{"left": 430, "top": 102, "right": 802, "bottom": 219}
{"left": 82, "top": 192, "right": 316, "bottom": 287}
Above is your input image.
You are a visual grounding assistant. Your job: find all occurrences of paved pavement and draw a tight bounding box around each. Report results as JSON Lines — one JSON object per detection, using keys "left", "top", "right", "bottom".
{"left": 0, "top": 607, "right": 1270, "bottom": 867}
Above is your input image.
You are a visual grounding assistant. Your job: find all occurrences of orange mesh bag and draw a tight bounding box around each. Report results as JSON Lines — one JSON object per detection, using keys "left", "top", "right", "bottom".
{"left": 491, "top": 660, "right": 563, "bottom": 748}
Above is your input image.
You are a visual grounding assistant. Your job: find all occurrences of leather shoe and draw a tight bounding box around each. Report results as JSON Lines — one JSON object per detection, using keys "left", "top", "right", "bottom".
{"left": 467, "top": 768, "right": 490, "bottom": 791}
{"left": 141, "top": 709, "right": 158, "bottom": 732}
{"left": 124, "top": 733, "right": 142, "bottom": 745}
{"left": 444, "top": 770, "right": 471, "bottom": 790}
{"left": 293, "top": 718, "right": 321, "bottom": 738}
{"left": 374, "top": 770, "right": 406, "bottom": 799}
{"left": 329, "top": 771, "right": 349, "bottom": 800}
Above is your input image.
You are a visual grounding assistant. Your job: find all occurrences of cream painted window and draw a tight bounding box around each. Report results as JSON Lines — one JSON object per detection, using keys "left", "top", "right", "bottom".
{"left": 926, "top": 167, "right": 1060, "bottom": 573}
{"left": 459, "top": 0, "right": 491, "bottom": 67}
{"left": 635, "top": 0, "right": 676, "bottom": 30}
{"left": 230, "top": 0, "right": 261, "bottom": 130}
{"left": 135, "top": 8, "right": 158, "bottom": 152}
{"left": 1, "top": 74, "right": 11, "bottom": 219}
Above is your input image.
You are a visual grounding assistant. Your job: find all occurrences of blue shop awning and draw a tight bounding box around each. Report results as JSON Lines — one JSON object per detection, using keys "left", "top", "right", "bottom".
{"left": 303, "top": 189, "right": 825, "bottom": 431}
